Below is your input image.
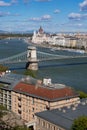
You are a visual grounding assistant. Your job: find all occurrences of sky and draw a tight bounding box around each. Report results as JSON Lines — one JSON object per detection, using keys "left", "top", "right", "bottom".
{"left": 0, "top": 0, "right": 87, "bottom": 33}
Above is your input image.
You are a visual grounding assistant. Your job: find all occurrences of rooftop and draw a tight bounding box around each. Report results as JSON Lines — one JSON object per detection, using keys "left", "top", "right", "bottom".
{"left": 35, "top": 98, "right": 87, "bottom": 130}
{"left": 0, "top": 71, "right": 38, "bottom": 91}
{"left": 0, "top": 72, "right": 26, "bottom": 90}
{"left": 13, "top": 82, "right": 79, "bottom": 101}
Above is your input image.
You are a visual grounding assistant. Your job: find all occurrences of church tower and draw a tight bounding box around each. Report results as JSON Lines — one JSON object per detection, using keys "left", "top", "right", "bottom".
{"left": 38, "top": 26, "right": 44, "bottom": 34}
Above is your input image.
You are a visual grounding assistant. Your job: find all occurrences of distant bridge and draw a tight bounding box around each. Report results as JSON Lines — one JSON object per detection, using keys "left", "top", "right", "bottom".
{"left": 0, "top": 49, "right": 87, "bottom": 65}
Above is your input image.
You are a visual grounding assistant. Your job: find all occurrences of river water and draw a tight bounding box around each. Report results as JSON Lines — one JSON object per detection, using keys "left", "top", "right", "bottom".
{"left": 0, "top": 38, "right": 87, "bottom": 92}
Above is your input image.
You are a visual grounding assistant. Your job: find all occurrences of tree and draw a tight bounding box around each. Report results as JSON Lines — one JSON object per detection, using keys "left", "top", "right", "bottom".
{"left": 78, "top": 91, "right": 87, "bottom": 99}
{"left": 71, "top": 116, "right": 87, "bottom": 130}
{"left": 24, "top": 69, "right": 37, "bottom": 78}
{"left": 12, "top": 126, "right": 28, "bottom": 130}
{"left": 0, "top": 64, "right": 8, "bottom": 72}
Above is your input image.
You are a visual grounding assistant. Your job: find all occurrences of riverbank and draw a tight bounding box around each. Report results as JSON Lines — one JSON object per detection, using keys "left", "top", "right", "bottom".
{"left": 25, "top": 39, "right": 86, "bottom": 54}
{"left": 0, "top": 38, "right": 87, "bottom": 93}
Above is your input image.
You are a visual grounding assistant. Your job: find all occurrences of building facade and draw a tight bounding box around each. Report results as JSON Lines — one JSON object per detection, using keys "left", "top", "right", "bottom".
{"left": 32, "top": 27, "right": 87, "bottom": 50}
{"left": 11, "top": 81, "right": 79, "bottom": 129}
{"left": 0, "top": 89, "right": 11, "bottom": 110}
{"left": 32, "top": 26, "right": 49, "bottom": 44}
{"left": 0, "top": 72, "right": 80, "bottom": 129}
{"left": 0, "top": 72, "right": 26, "bottom": 110}
{"left": 35, "top": 98, "right": 87, "bottom": 130}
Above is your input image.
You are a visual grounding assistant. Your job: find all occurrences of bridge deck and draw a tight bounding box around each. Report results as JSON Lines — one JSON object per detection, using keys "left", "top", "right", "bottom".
{"left": 0, "top": 50, "right": 87, "bottom": 64}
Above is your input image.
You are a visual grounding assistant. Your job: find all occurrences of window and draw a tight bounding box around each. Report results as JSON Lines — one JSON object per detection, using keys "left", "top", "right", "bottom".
{"left": 9, "top": 95, "right": 11, "bottom": 99}
{"left": 47, "top": 123, "right": 50, "bottom": 129}
{"left": 32, "top": 107, "right": 34, "bottom": 112}
{"left": 32, "top": 114, "right": 34, "bottom": 119}
{"left": 52, "top": 126, "right": 55, "bottom": 130}
{"left": 18, "top": 109, "right": 21, "bottom": 114}
{"left": 18, "top": 96, "right": 21, "bottom": 101}
{"left": 42, "top": 121, "right": 45, "bottom": 127}
{"left": 38, "top": 119, "right": 40, "bottom": 124}
{"left": 58, "top": 128, "right": 61, "bottom": 130}
{"left": 18, "top": 103, "right": 21, "bottom": 107}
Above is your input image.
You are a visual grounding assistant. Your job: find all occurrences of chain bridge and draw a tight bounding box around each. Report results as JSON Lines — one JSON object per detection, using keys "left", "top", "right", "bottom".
{"left": 0, "top": 50, "right": 86, "bottom": 64}
{"left": 0, "top": 46, "right": 87, "bottom": 70}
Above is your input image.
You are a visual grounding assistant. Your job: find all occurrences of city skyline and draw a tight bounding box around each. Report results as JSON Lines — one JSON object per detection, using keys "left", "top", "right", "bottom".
{"left": 0, "top": 0, "right": 87, "bottom": 33}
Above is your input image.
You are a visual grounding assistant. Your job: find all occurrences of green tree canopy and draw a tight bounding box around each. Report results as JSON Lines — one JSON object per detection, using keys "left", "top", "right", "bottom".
{"left": 71, "top": 116, "right": 87, "bottom": 130}
{"left": 78, "top": 91, "right": 87, "bottom": 99}
{"left": 24, "top": 69, "right": 37, "bottom": 78}
{"left": 0, "top": 64, "right": 8, "bottom": 72}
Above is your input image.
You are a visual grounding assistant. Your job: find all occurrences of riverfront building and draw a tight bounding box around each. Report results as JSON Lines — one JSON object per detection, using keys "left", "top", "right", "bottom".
{"left": 32, "top": 26, "right": 49, "bottom": 44}
{"left": 32, "top": 27, "right": 87, "bottom": 50}
{"left": 0, "top": 72, "right": 26, "bottom": 110}
{"left": 0, "top": 72, "right": 80, "bottom": 129}
{"left": 11, "top": 79, "right": 79, "bottom": 129}
{"left": 35, "top": 98, "right": 87, "bottom": 130}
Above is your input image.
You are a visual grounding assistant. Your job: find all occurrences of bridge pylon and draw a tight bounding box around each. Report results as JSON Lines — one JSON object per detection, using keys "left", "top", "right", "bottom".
{"left": 26, "top": 46, "right": 38, "bottom": 70}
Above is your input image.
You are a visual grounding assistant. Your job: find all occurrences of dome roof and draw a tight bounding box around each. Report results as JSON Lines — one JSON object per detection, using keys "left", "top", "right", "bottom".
{"left": 38, "top": 26, "right": 44, "bottom": 34}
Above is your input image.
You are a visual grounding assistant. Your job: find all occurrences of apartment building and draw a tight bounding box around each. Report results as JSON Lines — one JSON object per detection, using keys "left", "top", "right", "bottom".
{"left": 0, "top": 72, "right": 26, "bottom": 110}
{"left": 11, "top": 79, "right": 79, "bottom": 129}
{"left": 0, "top": 88, "right": 11, "bottom": 110}
{"left": 0, "top": 72, "right": 80, "bottom": 129}
{"left": 35, "top": 98, "right": 87, "bottom": 130}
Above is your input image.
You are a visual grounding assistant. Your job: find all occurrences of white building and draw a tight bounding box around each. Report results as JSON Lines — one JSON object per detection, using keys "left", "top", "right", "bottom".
{"left": 32, "top": 26, "right": 49, "bottom": 44}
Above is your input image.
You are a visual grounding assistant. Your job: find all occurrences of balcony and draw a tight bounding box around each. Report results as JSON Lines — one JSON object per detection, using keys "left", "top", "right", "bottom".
{"left": 46, "top": 105, "right": 50, "bottom": 110}
{"left": 18, "top": 103, "right": 21, "bottom": 108}
{"left": 18, "top": 109, "right": 22, "bottom": 114}
{"left": 18, "top": 97, "right": 21, "bottom": 101}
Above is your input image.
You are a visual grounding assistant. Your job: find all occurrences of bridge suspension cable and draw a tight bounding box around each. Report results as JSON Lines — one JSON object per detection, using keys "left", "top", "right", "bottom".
{"left": 0, "top": 50, "right": 87, "bottom": 64}
{"left": 37, "top": 51, "right": 70, "bottom": 61}
{"left": 0, "top": 51, "right": 27, "bottom": 64}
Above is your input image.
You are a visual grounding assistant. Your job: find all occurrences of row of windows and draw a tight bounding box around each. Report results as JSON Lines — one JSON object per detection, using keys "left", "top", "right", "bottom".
{"left": 13, "top": 94, "right": 47, "bottom": 104}
{"left": 18, "top": 112, "right": 35, "bottom": 121}
{"left": 38, "top": 119, "right": 62, "bottom": 130}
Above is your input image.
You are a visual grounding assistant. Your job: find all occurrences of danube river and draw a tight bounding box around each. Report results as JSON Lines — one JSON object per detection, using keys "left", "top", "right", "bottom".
{"left": 0, "top": 38, "right": 87, "bottom": 93}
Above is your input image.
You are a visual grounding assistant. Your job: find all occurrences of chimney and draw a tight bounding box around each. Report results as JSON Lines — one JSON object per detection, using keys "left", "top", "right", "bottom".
{"left": 35, "top": 80, "right": 42, "bottom": 89}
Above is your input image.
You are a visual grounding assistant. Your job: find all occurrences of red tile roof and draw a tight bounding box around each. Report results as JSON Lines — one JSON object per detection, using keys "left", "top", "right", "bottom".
{"left": 13, "top": 82, "right": 78, "bottom": 101}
